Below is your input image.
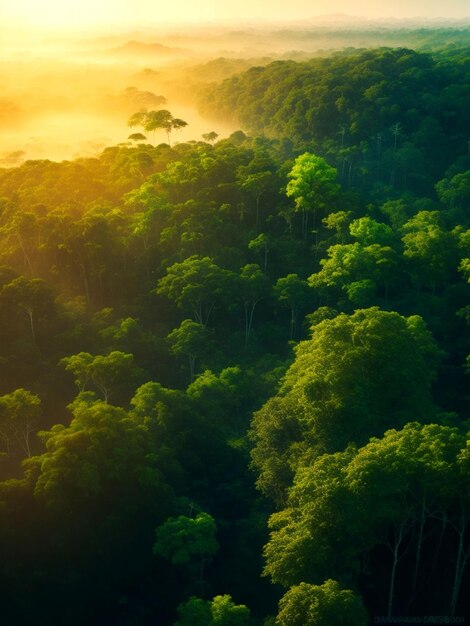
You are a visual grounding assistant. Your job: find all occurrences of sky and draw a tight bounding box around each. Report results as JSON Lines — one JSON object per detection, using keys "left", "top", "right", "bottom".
{"left": 1, "top": 0, "right": 469, "bottom": 30}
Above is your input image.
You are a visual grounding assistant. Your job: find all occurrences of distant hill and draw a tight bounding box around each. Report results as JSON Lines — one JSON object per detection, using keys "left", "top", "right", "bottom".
{"left": 105, "top": 40, "right": 189, "bottom": 58}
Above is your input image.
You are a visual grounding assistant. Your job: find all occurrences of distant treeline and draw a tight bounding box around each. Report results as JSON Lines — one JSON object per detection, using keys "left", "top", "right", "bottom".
{"left": 199, "top": 47, "right": 469, "bottom": 196}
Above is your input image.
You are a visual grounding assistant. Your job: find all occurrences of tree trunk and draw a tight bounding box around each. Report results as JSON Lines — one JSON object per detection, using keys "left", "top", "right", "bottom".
{"left": 450, "top": 507, "right": 468, "bottom": 616}
{"left": 430, "top": 511, "right": 447, "bottom": 578}
{"left": 193, "top": 302, "right": 204, "bottom": 325}
{"left": 341, "top": 159, "right": 346, "bottom": 183}
{"left": 387, "top": 519, "right": 408, "bottom": 620}
{"left": 388, "top": 542, "right": 399, "bottom": 620}
{"left": 23, "top": 428, "right": 32, "bottom": 457}
{"left": 25, "top": 307, "right": 36, "bottom": 346}
{"left": 78, "top": 259, "right": 90, "bottom": 304}
{"left": 245, "top": 300, "right": 258, "bottom": 345}
{"left": 410, "top": 493, "right": 427, "bottom": 604}
{"left": 189, "top": 355, "right": 196, "bottom": 383}
{"left": 244, "top": 301, "right": 249, "bottom": 346}
{"left": 17, "top": 233, "right": 34, "bottom": 276}
{"left": 16, "top": 423, "right": 32, "bottom": 457}
{"left": 290, "top": 306, "right": 297, "bottom": 340}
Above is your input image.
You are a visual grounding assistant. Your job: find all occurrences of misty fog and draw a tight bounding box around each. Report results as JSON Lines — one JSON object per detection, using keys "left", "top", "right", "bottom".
{"left": 0, "top": 49, "right": 235, "bottom": 164}
{"left": 1, "top": 19, "right": 468, "bottom": 165}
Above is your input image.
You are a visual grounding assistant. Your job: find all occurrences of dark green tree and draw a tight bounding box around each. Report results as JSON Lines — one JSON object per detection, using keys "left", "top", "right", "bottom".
{"left": 276, "top": 580, "right": 368, "bottom": 626}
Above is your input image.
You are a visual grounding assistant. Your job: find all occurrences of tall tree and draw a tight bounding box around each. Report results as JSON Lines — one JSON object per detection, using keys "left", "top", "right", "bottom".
{"left": 274, "top": 274, "right": 312, "bottom": 339}
{"left": 0, "top": 388, "right": 41, "bottom": 457}
{"left": 60, "top": 351, "right": 142, "bottom": 404}
{"left": 251, "top": 308, "right": 441, "bottom": 504}
{"left": 167, "top": 320, "right": 212, "bottom": 383}
{"left": 154, "top": 512, "right": 218, "bottom": 589}
{"left": 239, "top": 264, "right": 270, "bottom": 345}
{"left": 157, "top": 256, "right": 238, "bottom": 325}
{"left": 286, "top": 153, "right": 340, "bottom": 236}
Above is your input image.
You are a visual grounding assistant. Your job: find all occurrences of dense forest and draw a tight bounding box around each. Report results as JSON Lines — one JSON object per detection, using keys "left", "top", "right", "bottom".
{"left": 0, "top": 42, "right": 469, "bottom": 625}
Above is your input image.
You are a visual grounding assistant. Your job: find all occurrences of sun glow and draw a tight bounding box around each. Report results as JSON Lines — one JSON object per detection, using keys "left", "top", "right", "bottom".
{"left": 1, "top": 0, "right": 159, "bottom": 29}
{"left": 2, "top": 0, "right": 469, "bottom": 31}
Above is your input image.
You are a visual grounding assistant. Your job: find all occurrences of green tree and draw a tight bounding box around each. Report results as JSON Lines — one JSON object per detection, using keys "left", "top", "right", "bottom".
{"left": 175, "top": 594, "right": 251, "bottom": 626}
{"left": 345, "top": 423, "right": 466, "bottom": 618}
{"left": 322, "top": 210, "right": 352, "bottom": 244}
{"left": 436, "top": 170, "right": 470, "bottom": 212}
{"left": 25, "top": 396, "right": 174, "bottom": 513}
{"left": 127, "top": 109, "right": 148, "bottom": 130}
{"left": 240, "top": 171, "right": 275, "bottom": 226}
{"left": 128, "top": 132, "right": 147, "bottom": 143}
{"left": 202, "top": 132, "right": 219, "bottom": 144}
{"left": 154, "top": 512, "right": 218, "bottom": 587}
{"left": 167, "top": 319, "right": 212, "bottom": 382}
{"left": 0, "top": 276, "right": 56, "bottom": 347}
{"left": 60, "top": 351, "right": 142, "bottom": 403}
{"left": 401, "top": 211, "right": 459, "bottom": 293}
{"left": 276, "top": 580, "right": 368, "bottom": 626}
{"left": 144, "top": 110, "right": 188, "bottom": 146}
{"left": 211, "top": 594, "right": 252, "bottom": 626}
{"left": 285, "top": 153, "right": 339, "bottom": 235}
{"left": 248, "top": 233, "right": 271, "bottom": 271}
{"left": 349, "top": 217, "right": 396, "bottom": 247}
{"left": 274, "top": 274, "right": 312, "bottom": 339}
{"left": 0, "top": 388, "right": 41, "bottom": 457}
{"left": 450, "top": 438, "right": 470, "bottom": 616}
{"left": 264, "top": 423, "right": 468, "bottom": 617}
{"left": 175, "top": 596, "right": 212, "bottom": 626}
{"left": 309, "top": 241, "right": 400, "bottom": 304}
{"left": 239, "top": 264, "right": 270, "bottom": 345}
{"left": 157, "top": 256, "right": 238, "bottom": 325}
{"left": 251, "top": 308, "right": 441, "bottom": 504}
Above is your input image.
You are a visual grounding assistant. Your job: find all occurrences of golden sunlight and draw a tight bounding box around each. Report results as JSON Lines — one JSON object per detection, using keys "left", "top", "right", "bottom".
{"left": 3, "top": 0, "right": 469, "bottom": 29}
{"left": 2, "top": 0, "right": 151, "bottom": 28}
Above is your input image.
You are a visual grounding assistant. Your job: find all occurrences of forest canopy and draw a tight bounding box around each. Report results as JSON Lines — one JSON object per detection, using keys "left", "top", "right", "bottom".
{"left": 0, "top": 36, "right": 469, "bottom": 626}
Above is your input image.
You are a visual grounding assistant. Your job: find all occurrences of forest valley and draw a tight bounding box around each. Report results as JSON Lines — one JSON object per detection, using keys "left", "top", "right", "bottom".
{"left": 0, "top": 44, "right": 469, "bottom": 625}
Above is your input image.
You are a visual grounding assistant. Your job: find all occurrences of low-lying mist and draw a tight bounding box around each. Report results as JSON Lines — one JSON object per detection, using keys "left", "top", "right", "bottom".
{"left": 1, "top": 18, "right": 468, "bottom": 165}
{"left": 0, "top": 53, "right": 236, "bottom": 164}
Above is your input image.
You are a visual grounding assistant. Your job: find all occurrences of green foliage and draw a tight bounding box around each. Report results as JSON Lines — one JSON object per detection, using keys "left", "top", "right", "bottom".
{"left": 401, "top": 210, "right": 459, "bottom": 291}
{"left": 211, "top": 594, "right": 252, "bottom": 626}
{"left": 276, "top": 579, "right": 369, "bottom": 626}
{"left": 349, "top": 216, "right": 396, "bottom": 247}
{"left": 274, "top": 274, "right": 312, "bottom": 338}
{"left": 286, "top": 153, "right": 339, "bottom": 214}
{"left": 60, "top": 350, "right": 143, "bottom": 403}
{"left": 175, "top": 594, "right": 251, "bottom": 626}
{"left": 309, "top": 241, "right": 400, "bottom": 305}
{"left": 175, "top": 596, "right": 212, "bottom": 626}
{"left": 157, "top": 256, "right": 238, "bottom": 325}
{"left": 251, "top": 308, "right": 441, "bottom": 503}
{"left": 0, "top": 276, "right": 58, "bottom": 347}
{"left": 154, "top": 512, "right": 218, "bottom": 565}
{"left": 200, "top": 48, "right": 468, "bottom": 196}
{"left": 128, "top": 132, "right": 148, "bottom": 142}
{"left": 128, "top": 108, "right": 188, "bottom": 146}
{"left": 202, "top": 132, "right": 220, "bottom": 143}
{"left": 168, "top": 319, "right": 212, "bottom": 382}
{"left": 264, "top": 423, "right": 469, "bottom": 590}
{"left": 0, "top": 42, "right": 468, "bottom": 624}
{"left": 276, "top": 580, "right": 367, "bottom": 626}
{"left": 0, "top": 388, "right": 41, "bottom": 457}
{"left": 25, "top": 396, "right": 174, "bottom": 511}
